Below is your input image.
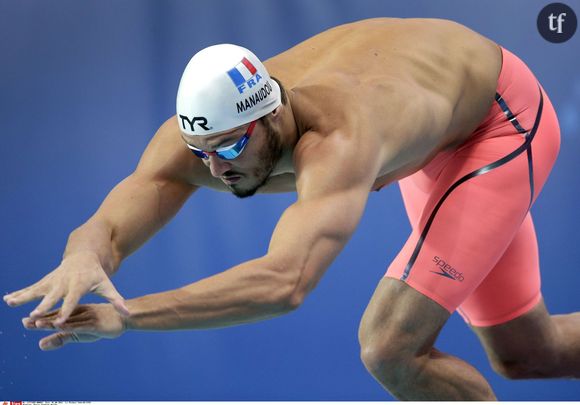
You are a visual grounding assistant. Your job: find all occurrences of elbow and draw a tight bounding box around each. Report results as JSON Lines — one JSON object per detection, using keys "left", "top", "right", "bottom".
{"left": 267, "top": 280, "right": 305, "bottom": 314}
{"left": 263, "top": 268, "right": 308, "bottom": 314}
{"left": 283, "top": 289, "right": 307, "bottom": 312}
{"left": 273, "top": 271, "right": 312, "bottom": 313}
{"left": 260, "top": 255, "right": 321, "bottom": 314}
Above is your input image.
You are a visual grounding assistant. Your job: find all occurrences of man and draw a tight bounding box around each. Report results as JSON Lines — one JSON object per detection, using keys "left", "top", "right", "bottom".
{"left": 3, "top": 18, "right": 579, "bottom": 400}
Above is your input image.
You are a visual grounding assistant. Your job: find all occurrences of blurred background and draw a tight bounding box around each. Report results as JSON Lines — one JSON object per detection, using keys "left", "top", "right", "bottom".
{"left": 1, "top": 0, "right": 579, "bottom": 400}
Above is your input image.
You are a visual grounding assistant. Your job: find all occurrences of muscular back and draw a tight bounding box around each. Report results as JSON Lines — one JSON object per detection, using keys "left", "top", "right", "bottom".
{"left": 265, "top": 18, "right": 502, "bottom": 186}
{"left": 141, "top": 18, "right": 503, "bottom": 195}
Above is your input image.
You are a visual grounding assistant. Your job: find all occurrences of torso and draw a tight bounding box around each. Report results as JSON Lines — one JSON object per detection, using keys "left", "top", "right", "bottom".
{"left": 179, "top": 18, "right": 502, "bottom": 194}
{"left": 262, "top": 18, "right": 502, "bottom": 192}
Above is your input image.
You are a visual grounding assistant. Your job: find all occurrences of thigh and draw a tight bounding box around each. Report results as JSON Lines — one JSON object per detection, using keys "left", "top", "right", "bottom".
{"left": 388, "top": 137, "right": 535, "bottom": 313}
{"left": 388, "top": 85, "right": 559, "bottom": 313}
{"left": 458, "top": 213, "right": 542, "bottom": 327}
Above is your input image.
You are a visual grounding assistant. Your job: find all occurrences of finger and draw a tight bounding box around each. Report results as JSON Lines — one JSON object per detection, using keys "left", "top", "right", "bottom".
{"left": 22, "top": 317, "right": 38, "bottom": 329}
{"left": 27, "top": 309, "right": 61, "bottom": 324}
{"left": 40, "top": 332, "right": 100, "bottom": 351}
{"left": 5, "top": 277, "right": 49, "bottom": 299}
{"left": 39, "top": 332, "right": 77, "bottom": 351}
{"left": 30, "top": 306, "right": 86, "bottom": 326}
{"left": 22, "top": 316, "right": 62, "bottom": 330}
{"left": 27, "top": 318, "right": 59, "bottom": 330}
{"left": 29, "top": 290, "right": 63, "bottom": 319}
{"left": 96, "top": 279, "right": 130, "bottom": 317}
{"left": 4, "top": 285, "right": 33, "bottom": 300}
{"left": 23, "top": 310, "right": 91, "bottom": 331}
{"left": 4, "top": 285, "right": 45, "bottom": 307}
{"left": 54, "top": 288, "right": 84, "bottom": 326}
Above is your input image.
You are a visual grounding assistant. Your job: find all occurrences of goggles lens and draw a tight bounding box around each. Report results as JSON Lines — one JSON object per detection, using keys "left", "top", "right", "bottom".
{"left": 187, "top": 121, "right": 256, "bottom": 161}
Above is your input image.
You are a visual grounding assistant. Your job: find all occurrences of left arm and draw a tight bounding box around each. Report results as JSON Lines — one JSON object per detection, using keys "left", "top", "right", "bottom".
{"left": 25, "top": 129, "right": 382, "bottom": 348}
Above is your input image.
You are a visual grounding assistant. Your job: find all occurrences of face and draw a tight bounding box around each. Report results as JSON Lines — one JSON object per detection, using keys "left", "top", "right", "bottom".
{"left": 184, "top": 117, "right": 283, "bottom": 198}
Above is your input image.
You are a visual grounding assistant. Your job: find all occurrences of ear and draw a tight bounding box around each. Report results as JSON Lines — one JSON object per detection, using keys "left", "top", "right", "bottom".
{"left": 270, "top": 106, "right": 281, "bottom": 117}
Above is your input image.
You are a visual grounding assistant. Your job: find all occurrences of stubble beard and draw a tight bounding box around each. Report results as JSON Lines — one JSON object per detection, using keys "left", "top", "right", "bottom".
{"left": 227, "top": 119, "right": 283, "bottom": 199}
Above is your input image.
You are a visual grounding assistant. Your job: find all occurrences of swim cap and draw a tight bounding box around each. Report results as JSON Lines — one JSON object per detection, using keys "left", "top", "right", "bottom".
{"left": 176, "top": 44, "right": 282, "bottom": 136}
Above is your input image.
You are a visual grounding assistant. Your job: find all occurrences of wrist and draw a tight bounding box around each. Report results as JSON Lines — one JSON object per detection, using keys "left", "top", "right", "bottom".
{"left": 64, "top": 223, "right": 120, "bottom": 275}
{"left": 105, "top": 303, "right": 130, "bottom": 336}
{"left": 120, "top": 299, "right": 135, "bottom": 332}
{"left": 62, "top": 250, "right": 116, "bottom": 276}
{"left": 121, "top": 313, "right": 131, "bottom": 333}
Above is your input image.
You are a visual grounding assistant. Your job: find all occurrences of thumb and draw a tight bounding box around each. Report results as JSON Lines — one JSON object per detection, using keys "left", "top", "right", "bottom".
{"left": 40, "top": 331, "right": 102, "bottom": 350}
{"left": 39, "top": 332, "right": 76, "bottom": 351}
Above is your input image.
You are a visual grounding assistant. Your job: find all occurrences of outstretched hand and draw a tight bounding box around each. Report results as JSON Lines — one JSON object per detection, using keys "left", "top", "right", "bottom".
{"left": 4, "top": 251, "right": 130, "bottom": 325}
{"left": 22, "top": 303, "right": 127, "bottom": 351}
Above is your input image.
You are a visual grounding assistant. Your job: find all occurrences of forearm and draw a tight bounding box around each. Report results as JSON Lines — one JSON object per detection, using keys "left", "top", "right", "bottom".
{"left": 63, "top": 175, "right": 197, "bottom": 277}
{"left": 125, "top": 258, "right": 297, "bottom": 331}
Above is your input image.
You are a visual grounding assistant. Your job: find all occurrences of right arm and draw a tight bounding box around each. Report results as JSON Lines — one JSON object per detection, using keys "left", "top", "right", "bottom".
{"left": 4, "top": 116, "right": 201, "bottom": 323}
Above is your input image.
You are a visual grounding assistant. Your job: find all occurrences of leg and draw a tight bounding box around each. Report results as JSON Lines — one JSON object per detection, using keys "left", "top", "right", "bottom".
{"left": 473, "top": 300, "right": 580, "bottom": 379}
{"left": 358, "top": 277, "right": 496, "bottom": 400}
{"left": 459, "top": 214, "right": 580, "bottom": 379}
{"left": 367, "top": 139, "right": 536, "bottom": 400}
{"left": 368, "top": 67, "right": 561, "bottom": 397}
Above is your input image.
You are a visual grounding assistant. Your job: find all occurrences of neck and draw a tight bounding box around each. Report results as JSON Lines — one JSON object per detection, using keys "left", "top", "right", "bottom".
{"left": 271, "top": 90, "right": 300, "bottom": 175}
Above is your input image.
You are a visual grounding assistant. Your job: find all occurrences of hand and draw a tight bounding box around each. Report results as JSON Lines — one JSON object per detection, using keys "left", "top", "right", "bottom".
{"left": 4, "top": 251, "right": 130, "bottom": 325}
{"left": 22, "top": 303, "right": 126, "bottom": 351}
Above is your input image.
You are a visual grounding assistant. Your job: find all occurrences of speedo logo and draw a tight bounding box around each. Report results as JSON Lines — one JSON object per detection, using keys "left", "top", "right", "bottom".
{"left": 431, "top": 256, "right": 464, "bottom": 282}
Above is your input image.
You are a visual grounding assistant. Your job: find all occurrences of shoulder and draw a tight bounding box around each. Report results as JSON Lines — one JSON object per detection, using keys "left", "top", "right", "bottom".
{"left": 292, "top": 127, "right": 382, "bottom": 199}
{"left": 135, "top": 116, "right": 228, "bottom": 191}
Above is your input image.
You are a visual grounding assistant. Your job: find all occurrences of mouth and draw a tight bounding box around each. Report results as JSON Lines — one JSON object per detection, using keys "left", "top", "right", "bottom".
{"left": 222, "top": 175, "right": 242, "bottom": 185}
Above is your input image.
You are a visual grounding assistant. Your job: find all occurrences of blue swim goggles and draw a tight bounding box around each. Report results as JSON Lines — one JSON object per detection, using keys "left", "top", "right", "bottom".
{"left": 186, "top": 120, "right": 257, "bottom": 160}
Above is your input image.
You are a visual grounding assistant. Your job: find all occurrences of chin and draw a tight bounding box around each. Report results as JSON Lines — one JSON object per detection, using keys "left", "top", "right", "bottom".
{"left": 229, "top": 172, "right": 272, "bottom": 199}
{"left": 228, "top": 179, "right": 261, "bottom": 198}
{"left": 230, "top": 185, "right": 259, "bottom": 199}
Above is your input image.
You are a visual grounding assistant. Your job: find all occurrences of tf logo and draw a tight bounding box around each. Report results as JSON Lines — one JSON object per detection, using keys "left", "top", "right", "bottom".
{"left": 227, "top": 57, "right": 263, "bottom": 94}
{"left": 537, "top": 2, "right": 577, "bottom": 43}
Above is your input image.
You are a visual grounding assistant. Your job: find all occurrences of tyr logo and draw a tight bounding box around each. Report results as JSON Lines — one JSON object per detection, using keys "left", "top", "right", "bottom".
{"left": 179, "top": 115, "right": 211, "bottom": 132}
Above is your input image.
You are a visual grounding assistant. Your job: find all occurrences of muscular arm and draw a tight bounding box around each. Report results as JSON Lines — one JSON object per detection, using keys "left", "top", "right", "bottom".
{"left": 4, "top": 116, "right": 201, "bottom": 321}
{"left": 23, "top": 84, "right": 453, "bottom": 349}
{"left": 121, "top": 81, "right": 454, "bottom": 331}
{"left": 68, "top": 117, "right": 199, "bottom": 272}
{"left": 123, "top": 129, "right": 382, "bottom": 330}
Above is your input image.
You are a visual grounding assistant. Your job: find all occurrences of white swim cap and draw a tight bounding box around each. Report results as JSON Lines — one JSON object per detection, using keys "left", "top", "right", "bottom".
{"left": 176, "top": 44, "right": 282, "bottom": 136}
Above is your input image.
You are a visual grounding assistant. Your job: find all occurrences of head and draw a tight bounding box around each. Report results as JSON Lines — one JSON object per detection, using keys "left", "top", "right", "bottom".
{"left": 176, "top": 44, "right": 288, "bottom": 198}
{"left": 183, "top": 109, "right": 286, "bottom": 198}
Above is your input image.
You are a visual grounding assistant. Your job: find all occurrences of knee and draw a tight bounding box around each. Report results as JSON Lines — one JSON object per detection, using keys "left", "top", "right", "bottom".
{"left": 359, "top": 333, "right": 425, "bottom": 398}
{"left": 358, "top": 324, "right": 416, "bottom": 384}
{"left": 359, "top": 339, "right": 399, "bottom": 375}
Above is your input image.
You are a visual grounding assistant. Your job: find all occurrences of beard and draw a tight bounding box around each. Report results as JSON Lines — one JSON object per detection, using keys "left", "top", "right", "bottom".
{"left": 226, "top": 118, "right": 283, "bottom": 198}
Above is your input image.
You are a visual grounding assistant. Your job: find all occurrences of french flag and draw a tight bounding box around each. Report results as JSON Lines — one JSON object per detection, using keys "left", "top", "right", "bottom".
{"left": 227, "top": 57, "right": 258, "bottom": 88}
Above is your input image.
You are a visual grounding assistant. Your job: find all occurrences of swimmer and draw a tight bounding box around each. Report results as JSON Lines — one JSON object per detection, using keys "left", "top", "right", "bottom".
{"left": 4, "top": 18, "right": 580, "bottom": 400}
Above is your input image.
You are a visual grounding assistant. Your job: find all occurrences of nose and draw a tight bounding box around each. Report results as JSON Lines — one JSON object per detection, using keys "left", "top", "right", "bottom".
{"left": 207, "top": 155, "right": 232, "bottom": 178}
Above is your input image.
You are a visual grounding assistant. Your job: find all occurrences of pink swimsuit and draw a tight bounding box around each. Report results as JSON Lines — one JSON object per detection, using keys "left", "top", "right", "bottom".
{"left": 385, "top": 47, "right": 561, "bottom": 327}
